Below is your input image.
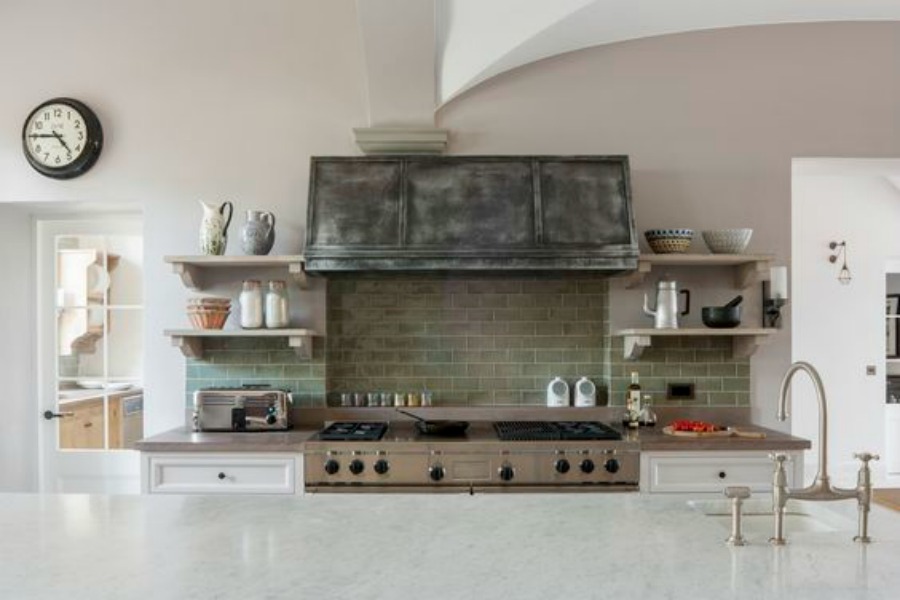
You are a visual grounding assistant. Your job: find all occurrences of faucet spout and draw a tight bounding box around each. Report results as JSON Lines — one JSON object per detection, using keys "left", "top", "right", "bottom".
{"left": 777, "top": 361, "right": 830, "bottom": 485}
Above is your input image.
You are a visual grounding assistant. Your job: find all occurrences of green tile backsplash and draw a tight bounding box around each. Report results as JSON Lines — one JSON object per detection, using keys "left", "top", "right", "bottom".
{"left": 326, "top": 277, "right": 610, "bottom": 406}
{"left": 184, "top": 276, "right": 750, "bottom": 408}
{"left": 184, "top": 336, "right": 326, "bottom": 407}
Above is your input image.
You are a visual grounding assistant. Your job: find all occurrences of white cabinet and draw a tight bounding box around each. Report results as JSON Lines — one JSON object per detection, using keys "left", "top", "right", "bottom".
{"left": 641, "top": 451, "right": 803, "bottom": 494}
{"left": 142, "top": 453, "right": 300, "bottom": 495}
{"left": 886, "top": 405, "right": 900, "bottom": 475}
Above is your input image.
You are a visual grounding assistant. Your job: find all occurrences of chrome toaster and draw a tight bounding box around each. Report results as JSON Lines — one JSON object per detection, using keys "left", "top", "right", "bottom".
{"left": 193, "top": 387, "right": 293, "bottom": 432}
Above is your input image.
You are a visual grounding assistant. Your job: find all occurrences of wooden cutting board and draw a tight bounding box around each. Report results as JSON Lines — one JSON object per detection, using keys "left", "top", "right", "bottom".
{"left": 662, "top": 425, "right": 766, "bottom": 439}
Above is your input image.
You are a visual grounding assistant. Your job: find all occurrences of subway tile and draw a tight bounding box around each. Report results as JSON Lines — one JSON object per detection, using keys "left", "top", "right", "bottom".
{"left": 186, "top": 275, "right": 748, "bottom": 410}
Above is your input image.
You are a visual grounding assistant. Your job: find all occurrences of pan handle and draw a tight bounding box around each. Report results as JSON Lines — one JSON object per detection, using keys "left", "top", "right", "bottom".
{"left": 395, "top": 408, "right": 426, "bottom": 422}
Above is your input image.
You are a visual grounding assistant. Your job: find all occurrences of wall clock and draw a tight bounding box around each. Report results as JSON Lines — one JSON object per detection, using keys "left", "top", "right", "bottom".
{"left": 22, "top": 97, "right": 103, "bottom": 179}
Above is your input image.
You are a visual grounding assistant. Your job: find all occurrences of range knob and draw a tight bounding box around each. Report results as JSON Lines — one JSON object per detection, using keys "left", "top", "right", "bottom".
{"left": 265, "top": 413, "right": 277, "bottom": 425}
{"left": 374, "top": 459, "right": 390, "bottom": 475}
{"left": 324, "top": 459, "right": 340, "bottom": 475}
{"left": 498, "top": 464, "right": 515, "bottom": 482}
{"left": 349, "top": 459, "right": 365, "bottom": 475}
{"left": 604, "top": 458, "right": 620, "bottom": 474}
{"left": 429, "top": 464, "right": 445, "bottom": 482}
{"left": 580, "top": 459, "right": 596, "bottom": 474}
{"left": 554, "top": 459, "right": 571, "bottom": 474}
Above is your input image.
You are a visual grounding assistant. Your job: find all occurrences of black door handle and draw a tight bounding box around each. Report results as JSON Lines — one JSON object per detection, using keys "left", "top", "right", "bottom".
{"left": 43, "top": 410, "right": 74, "bottom": 420}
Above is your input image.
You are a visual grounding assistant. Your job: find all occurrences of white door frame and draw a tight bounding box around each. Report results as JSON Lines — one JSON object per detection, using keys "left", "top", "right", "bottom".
{"left": 37, "top": 216, "right": 143, "bottom": 493}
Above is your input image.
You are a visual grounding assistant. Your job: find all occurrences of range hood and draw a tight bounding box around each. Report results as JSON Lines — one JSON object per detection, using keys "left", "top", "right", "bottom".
{"left": 304, "top": 155, "right": 638, "bottom": 273}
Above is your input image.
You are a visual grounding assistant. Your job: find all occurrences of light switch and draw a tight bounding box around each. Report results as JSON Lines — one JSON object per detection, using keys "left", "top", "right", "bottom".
{"left": 866, "top": 365, "right": 876, "bottom": 376}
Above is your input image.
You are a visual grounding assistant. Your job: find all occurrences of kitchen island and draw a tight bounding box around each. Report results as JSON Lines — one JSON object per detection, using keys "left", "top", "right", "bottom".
{"left": 2, "top": 492, "right": 898, "bottom": 599}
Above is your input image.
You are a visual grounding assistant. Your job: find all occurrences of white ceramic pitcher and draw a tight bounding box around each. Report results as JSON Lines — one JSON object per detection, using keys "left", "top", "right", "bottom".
{"left": 198, "top": 200, "right": 234, "bottom": 255}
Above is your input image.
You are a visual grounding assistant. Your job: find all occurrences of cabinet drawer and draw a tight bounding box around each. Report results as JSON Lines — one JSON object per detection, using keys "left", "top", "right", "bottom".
{"left": 149, "top": 455, "right": 295, "bottom": 495}
{"left": 646, "top": 454, "right": 791, "bottom": 494}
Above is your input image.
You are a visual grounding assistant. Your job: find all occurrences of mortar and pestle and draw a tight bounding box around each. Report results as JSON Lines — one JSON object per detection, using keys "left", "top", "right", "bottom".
{"left": 701, "top": 295, "right": 743, "bottom": 328}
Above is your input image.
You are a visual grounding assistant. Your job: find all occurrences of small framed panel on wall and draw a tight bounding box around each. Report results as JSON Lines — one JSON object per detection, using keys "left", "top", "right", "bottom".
{"left": 887, "top": 294, "right": 900, "bottom": 358}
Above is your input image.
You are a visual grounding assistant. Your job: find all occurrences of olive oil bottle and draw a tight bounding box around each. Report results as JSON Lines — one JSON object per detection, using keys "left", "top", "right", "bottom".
{"left": 623, "top": 371, "right": 642, "bottom": 428}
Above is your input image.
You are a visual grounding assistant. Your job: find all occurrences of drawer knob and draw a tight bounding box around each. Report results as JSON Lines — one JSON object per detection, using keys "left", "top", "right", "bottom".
{"left": 218, "top": 472, "right": 227, "bottom": 480}
{"left": 718, "top": 471, "right": 727, "bottom": 479}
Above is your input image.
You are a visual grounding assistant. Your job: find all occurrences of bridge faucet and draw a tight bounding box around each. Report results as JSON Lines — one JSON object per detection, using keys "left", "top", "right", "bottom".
{"left": 770, "top": 361, "right": 879, "bottom": 545}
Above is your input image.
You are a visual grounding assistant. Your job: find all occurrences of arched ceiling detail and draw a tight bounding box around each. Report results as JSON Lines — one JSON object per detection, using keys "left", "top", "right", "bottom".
{"left": 437, "top": 0, "right": 900, "bottom": 106}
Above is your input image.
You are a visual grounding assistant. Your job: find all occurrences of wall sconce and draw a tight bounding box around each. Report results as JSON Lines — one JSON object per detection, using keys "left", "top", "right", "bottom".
{"left": 828, "top": 241, "right": 852, "bottom": 285}
{"left": 763, "top": 266, "right": 789, "bottom": 328}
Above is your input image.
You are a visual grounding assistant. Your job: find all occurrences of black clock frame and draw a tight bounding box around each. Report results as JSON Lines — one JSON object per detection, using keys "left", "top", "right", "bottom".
{"left": 22, "top": 97, "right": 103, "bottom": 180}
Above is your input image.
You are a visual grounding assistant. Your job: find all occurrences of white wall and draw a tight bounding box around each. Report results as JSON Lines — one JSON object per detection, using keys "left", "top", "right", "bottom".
{"left": 0, "top": 0, "right": 367, "bottom": 490}
{"left": 792, "top": 159, "right": 900, "bottom": 486}
{"left": 0, "top": 205, "right": 37, "bottom": 491}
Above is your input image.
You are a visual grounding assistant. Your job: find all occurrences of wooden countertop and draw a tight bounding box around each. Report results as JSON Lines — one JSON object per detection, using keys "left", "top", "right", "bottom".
{"left": 630, "top": 424, "right": 810, "bottom": 451}
{"left": 136, "top": 421, "right": 810, "bottom": 453}
{"left": 134, "top": 427, "right": 319, "bottom": 452}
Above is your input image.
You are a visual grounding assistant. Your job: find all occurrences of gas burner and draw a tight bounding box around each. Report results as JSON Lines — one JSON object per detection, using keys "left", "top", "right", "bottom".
{"left": 317, "top": 422, "right": 388, "bottom": 441}
{"left": 494, "top": 421, "right": 622, "bottom": 441}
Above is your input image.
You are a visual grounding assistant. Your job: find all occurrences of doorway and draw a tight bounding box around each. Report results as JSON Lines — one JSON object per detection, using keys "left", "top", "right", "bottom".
{"left": 37, "top": 217, "right": 143, "bottom": 493}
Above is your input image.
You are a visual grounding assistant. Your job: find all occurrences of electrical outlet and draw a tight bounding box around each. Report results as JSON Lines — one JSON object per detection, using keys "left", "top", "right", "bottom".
{"left": 667, "top": 383, "right": 695, "bottom": 400}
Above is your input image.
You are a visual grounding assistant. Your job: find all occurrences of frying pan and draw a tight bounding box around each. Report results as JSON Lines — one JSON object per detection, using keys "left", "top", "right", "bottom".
{"left": 396, "top": 408, "right": 469, "bottom": 436}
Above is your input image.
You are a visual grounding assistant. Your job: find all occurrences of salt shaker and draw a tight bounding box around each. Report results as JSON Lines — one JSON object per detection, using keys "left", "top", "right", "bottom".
{"left": 265, "top": 280, "right": 289, "bottom": 328}
{"left": 239, "top": 280, "right": 263, "bottom": 329}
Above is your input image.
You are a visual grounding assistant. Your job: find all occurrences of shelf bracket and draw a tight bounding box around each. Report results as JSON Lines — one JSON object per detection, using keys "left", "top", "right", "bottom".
{"left": 289, "top": 261, "right": 309, "bottom": 290}
{"left": 288, "top": 334, "right": 313, "bottom": 360}
{"left": 732, "top": 334, "right": 769, "bottom": 359}
{"left": 623, "top": 260, "right": 653, "bottom": 289}
{"left": 171, "top": 262, "right": 201, "bottom": 290}
{"left": 622, "top": 335, "right": 652, "bottom": 360}
{"left": 735, "top": 260, "right": 769, "bottom": 289}
{"left": 170, "top": 335, "right": 203, "bottom": 359}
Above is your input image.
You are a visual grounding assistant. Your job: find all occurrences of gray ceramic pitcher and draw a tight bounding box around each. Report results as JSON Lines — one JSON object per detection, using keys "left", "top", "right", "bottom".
{"left": 240, "top": 210, "right": 276, "bottom": 255}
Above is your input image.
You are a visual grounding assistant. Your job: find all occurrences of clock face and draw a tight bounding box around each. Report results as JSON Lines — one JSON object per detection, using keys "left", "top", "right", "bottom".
{"left": 22, "top": 98, "right": 102, "bottom": 179}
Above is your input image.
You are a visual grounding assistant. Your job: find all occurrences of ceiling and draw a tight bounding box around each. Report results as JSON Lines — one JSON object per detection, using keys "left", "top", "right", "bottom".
{"left": 436, "top": 0, "right": 900, "bottom": 105}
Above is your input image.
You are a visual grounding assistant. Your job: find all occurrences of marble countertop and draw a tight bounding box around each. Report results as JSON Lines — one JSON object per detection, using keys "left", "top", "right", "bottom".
{"left": 1, "top": 492, "right": 898, "bottom": 599}
{"left": 135, "top": 422, "right": 809, "bottom": 453}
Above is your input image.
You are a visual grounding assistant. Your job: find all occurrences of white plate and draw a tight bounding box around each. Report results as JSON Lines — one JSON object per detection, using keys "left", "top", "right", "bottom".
{"left": 76, "top": 381, "right": 133, "bottom": 391}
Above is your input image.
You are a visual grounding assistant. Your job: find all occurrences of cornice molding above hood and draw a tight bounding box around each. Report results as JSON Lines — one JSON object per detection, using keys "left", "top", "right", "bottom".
{"left": 304, "top": 155, "right": 638, "bottom": 274}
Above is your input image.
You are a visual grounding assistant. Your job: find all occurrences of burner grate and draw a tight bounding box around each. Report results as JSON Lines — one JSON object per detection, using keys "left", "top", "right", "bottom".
{"left": 318, "top": 422, "right": 388, "bottom": 441}
{"left": 494, "top": 421, "right": 621, "bottom": 441}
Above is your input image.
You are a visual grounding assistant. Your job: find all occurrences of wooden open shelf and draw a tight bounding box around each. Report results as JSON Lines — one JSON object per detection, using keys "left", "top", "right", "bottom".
{"left": 164, "top": 255, "right": 308, "bottom": 290}
{"left": 164, "top": 328, "right": 317, "bottom": 360}
{"left": 612, "top": 328, "right": 775, "bottom": 360}
{"left": 621, "top": 254, "right": 774, "bottom": 290}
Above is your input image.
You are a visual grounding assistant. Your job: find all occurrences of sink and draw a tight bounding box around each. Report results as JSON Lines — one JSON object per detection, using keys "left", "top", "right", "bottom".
{"left": 690, "top": 498, "right": 857, "bottom": 537}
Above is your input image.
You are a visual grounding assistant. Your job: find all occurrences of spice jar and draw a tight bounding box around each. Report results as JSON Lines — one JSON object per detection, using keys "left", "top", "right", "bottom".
{"left": 239, "top": 280, "right": 263, "bottom": 329}
{"left": 264, "top": 280, "right": 289, "bottom": 328}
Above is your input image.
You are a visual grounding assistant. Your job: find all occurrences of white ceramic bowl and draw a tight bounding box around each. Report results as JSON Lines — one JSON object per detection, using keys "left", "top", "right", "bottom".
{"left": 702, "top": 229, "right": 753, "bottom": 254}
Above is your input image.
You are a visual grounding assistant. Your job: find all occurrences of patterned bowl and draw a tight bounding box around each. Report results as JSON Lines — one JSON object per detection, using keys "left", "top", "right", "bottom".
{"left": 701, "top": 229, "right": 753, "bottom": 254}
{"left": 644, "top": 229, "right": 694, "bottom": 254}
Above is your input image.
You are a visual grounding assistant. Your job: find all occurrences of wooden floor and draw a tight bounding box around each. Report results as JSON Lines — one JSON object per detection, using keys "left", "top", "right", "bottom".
{"left": 873, "top": 489, "right": 900, "bottom": 512}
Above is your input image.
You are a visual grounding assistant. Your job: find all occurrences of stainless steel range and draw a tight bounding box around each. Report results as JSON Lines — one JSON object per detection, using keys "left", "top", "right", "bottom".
{"left": 303, "top": 421, "right": 639, "bottom": 492}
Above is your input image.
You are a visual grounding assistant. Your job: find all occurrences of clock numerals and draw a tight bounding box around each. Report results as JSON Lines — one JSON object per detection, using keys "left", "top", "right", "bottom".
{"left": 23, "top": 98, "right": 102, "bottom": 178}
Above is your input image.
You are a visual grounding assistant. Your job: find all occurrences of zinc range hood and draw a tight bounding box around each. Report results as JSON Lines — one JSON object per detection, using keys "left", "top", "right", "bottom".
{"left": 304, "top": 155, "right": 638, "bottom": 273}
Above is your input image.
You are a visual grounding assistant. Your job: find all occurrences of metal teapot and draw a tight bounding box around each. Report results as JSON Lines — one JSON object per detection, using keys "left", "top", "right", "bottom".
{"left": 643, "top": 278, "right": 690, "bottom": 329}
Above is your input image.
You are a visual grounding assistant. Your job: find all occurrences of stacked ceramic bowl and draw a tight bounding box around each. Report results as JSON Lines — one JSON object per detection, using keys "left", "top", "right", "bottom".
{"left": 187, "top": 296, "right": 231, "bottom": 329}
{"left": 701, "top": 228, "right": 753, "bottom": 254}
{"left": 644, "top": 229, "right": 694, "bottom": 254}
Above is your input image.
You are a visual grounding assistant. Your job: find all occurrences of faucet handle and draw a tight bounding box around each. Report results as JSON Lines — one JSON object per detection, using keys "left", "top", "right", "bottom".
{"left": 853, "top": 452, "right": 880, "bottom": 464}
{"left": 724, "top": 486, "right": 751, "bottom": 500}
